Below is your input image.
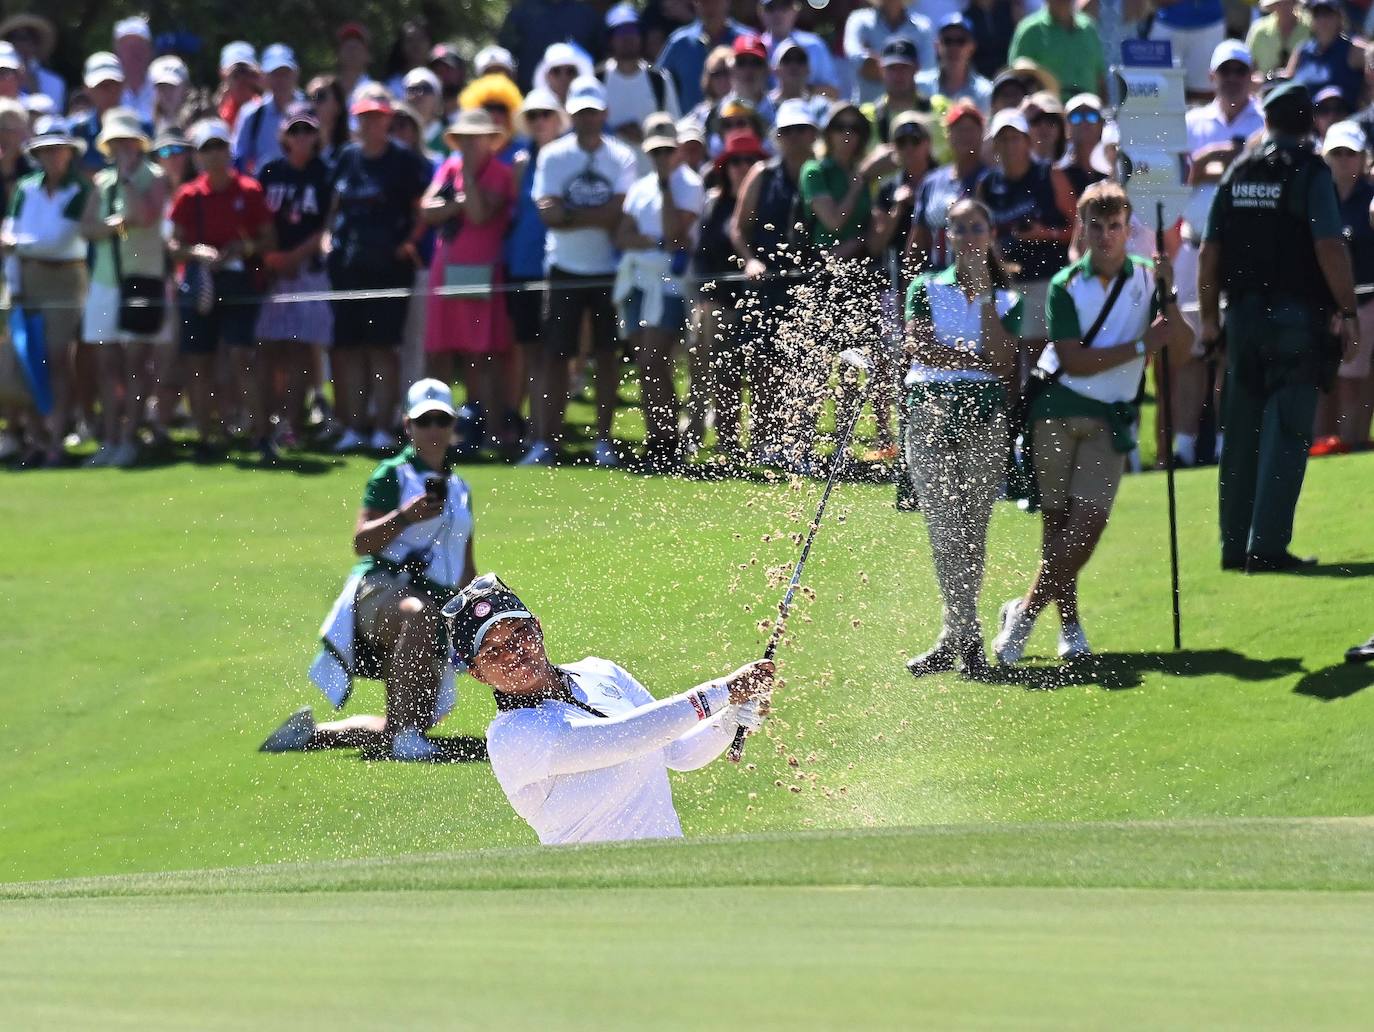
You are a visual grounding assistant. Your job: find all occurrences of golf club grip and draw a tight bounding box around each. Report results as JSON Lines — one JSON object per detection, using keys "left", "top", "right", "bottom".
{"left": 728, "top": 637, "right": 778, "bottom": 762}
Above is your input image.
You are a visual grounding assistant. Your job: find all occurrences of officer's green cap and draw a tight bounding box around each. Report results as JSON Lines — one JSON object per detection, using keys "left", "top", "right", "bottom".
{"left": 1262, "top": 81, "right": 1311, "bottom": 112}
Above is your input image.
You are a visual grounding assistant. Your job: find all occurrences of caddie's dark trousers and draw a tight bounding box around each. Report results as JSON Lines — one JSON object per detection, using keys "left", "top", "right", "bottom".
{"left": 1218, "top": 295, "right": 1320, "bottom": 564}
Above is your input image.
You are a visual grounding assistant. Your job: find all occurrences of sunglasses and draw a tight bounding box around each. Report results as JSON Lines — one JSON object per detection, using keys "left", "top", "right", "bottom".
{"left": 155, "top": 145, "right": 189, "bottom": 158}
{"left": 406, "top": 82, "right": 436, "bottom": 94}
{"left": 734, "top": 57, "right": 767, "bottom": 69}
{"left": 412, "top": 412, "right": 455, "bottom": 429}
{"left": 778, "top": 124, "right": 814, "bottom": 137}
{"left": 1067, "top": 109, "right": 1102, "bottom": 125}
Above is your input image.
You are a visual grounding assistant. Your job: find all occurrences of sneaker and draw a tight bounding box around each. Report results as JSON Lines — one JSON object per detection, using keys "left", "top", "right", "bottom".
{"left": 1345, "top": 635, "right": 1374, "bottom": 664}
{"left": 1057, "top": 621, "right": 1092, "bottom": 660}
{"left": 110, "top": 442, "right": 139, "bottom": 468}
{"left": 259, "top": 707, "right": 314, "bottom": 753}
{"left": 957, "top": 636, "right": 993, "bottom": 680}
{"left": 368, "top": 429, "right": 398, "bottom": 452}
{"left": 992, "top": 598, "right": 1036, "bottom": 666}
{"left": 592, "top": 440, "right": 620, "bottom": 467}
{"left": 517, "top": 440, "right": 556, "bottom": 466}
{"left": 83, "top": 444, "right": 115, "bottom": 468}
{"left": 1246, "top": 552, "right": 1318, "bottom": 574}
{"left": 906, "top": 640, "right": 956, "bottom": 678}
{"left": 332, "top": 428, "right": 365, "bottom": 454}
{"left": 390, "top": 727, "right": 439, "bottom": 761}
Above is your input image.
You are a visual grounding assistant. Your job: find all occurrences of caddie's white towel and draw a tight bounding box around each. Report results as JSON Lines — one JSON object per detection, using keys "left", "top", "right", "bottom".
{"left": 612, "top": 249, "right": 675, "bottom": 340}
{"left": 307, "top": 573, "right": 457, "bottom": 724}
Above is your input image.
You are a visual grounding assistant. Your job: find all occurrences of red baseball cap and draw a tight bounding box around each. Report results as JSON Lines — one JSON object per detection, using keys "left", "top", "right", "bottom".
{"left": 351, "top": 94, "right": 393, "bottom": 117}
{"left": 732, "top": 34, "right": 767, "bottom": 62}
{"left": 944, "top": 100, "right": 985, "bottom": 129}
{"left": 712, "top": 128, "right": 766, "bottom": 174}
{"left": 337, "top": 22, "right": 370, "bottom": 46}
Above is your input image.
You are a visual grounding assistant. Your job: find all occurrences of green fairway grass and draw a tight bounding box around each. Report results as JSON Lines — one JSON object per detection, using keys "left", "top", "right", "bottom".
{"left": 3, "top": 450, "right": 1372, "bottom": 1028}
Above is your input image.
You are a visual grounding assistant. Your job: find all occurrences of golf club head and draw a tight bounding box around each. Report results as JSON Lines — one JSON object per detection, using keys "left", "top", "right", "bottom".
{"left": 837, "top": 348, "right": 874, "bottom": 375}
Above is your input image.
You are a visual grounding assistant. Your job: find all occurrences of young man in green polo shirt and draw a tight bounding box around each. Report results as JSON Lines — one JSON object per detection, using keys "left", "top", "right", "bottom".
{"left": 993, "top": 182, "right": 1190, "bottom": 664}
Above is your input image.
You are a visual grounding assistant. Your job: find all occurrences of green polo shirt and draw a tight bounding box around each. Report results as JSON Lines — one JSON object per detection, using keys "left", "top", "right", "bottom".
{"left": 1007, "top": 9, "right": 1106, "bottom": 100}
{"left": 798, "top": 156, "right": 871, "bottom": 249}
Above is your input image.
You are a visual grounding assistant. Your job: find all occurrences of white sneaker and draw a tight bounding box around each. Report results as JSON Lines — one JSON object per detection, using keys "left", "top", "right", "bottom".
{"left": 390, "top": 727, "right": 439, "bottom": 761}
{"left": 592, "top": 440, "right": 620, "bottom": 467}
{"left": 1057, "top": 621, "right": 1093, "bottom": 660}
{"left": 368, "top": 429, "right": 398, "bottom": 452}
{"left": 259, "top": 707, "right": 314, "bottom": 753}
{"left": 517, "top": 440, "right": 555, "bottom": 466}
{"left": 992, "top": 597, "right": 1037, "bottom": 666}
{"left": 332, "top": 428, "right": 365, "bottom": 454}
{"left": 110, "top": 442, "right": 139, "bottom": 468}
{"left": 83, "top": 444, "right": 114, "bottom": 468}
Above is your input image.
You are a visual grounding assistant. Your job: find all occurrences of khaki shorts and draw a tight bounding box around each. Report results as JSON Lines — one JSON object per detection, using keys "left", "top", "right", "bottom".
{"left": 1033, "top": 416, "right": 1125, "bottom": 512}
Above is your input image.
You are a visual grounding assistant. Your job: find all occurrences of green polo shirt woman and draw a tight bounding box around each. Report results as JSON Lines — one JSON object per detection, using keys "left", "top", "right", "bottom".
{"left": 902, "top": 198, "right": 1020, "bottom": 679}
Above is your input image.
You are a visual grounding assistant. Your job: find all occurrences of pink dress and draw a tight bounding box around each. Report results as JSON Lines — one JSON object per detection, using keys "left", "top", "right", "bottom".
{"left": 424, "top": 154, "right": 515, "bottom": 355}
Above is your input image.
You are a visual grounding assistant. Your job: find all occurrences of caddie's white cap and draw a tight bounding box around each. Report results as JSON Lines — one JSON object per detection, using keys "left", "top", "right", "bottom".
{"left": 1210, "top": 39, "right": 1253, "bottom": 72}
{"left": 475, "top": 44, "right": 515, "bottom": 76}
{"left": 565, "top": 75, "right": 607, "bottom": 114}
{"left": 775, "top": 97, "right": 819, "bottom": 130}
{"left": 406, "top": 378, "right": 457, "bottom": 420}
{"left": 1322, "top": 119, "right": 1367, "bottom": 155}
{"left": 986, "top": 108, "right": 1030, "bottom": 141}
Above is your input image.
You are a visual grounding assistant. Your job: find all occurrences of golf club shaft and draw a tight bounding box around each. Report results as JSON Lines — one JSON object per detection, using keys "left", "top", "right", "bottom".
{"left": 1156, "top": 203, "right": 1183, "bottom": 651}
{"left": 729, "top": 375, "right": 873, "bottom": 762}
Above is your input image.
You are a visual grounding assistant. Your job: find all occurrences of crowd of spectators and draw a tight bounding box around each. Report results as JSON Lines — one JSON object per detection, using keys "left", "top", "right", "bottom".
{"left": 1, "top": 1, "right": 1372, "bottom": 472}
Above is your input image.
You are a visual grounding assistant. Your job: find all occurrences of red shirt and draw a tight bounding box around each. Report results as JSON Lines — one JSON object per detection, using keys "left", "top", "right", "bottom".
{"left": 169, "top": 172, "right": 271, "bottom": 249}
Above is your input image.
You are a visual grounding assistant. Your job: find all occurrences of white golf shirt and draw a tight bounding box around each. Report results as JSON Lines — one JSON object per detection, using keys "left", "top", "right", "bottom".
{"left": 532, "top": 133, "right": 638, "bottom": 275}
{"left": 486, "top": 658, "right": 737, "bottom": 845}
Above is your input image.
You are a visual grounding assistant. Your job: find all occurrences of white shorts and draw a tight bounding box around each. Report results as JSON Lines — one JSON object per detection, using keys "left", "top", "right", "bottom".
{"left": 1148, "top": 19, "right": 1227, "bottom": 95}
{"left": 82, "top": 279, "right": 164, "bottom": 345}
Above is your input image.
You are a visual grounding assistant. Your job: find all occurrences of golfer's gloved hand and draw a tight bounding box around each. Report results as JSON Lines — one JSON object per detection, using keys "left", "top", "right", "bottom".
{"left": 724, "top": 660, "right": 774, "bottom": 704}
{"left": 734, "top": 697, "right": 769, "bottom": 734}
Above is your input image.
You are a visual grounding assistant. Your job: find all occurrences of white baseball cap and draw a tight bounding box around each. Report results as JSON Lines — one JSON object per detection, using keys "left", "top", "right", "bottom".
{"left": 1210, "top": 39, "right": 1253, "bottom": 72}
{"left": 404, "top": 66, "right": 441, "bottom": 93}
{"left": 775, "top": 97, "right": 818, "bottom": 130}
{"left": 261, "top": 44, "right": 297, "bottom": 73}
{"left": 475, "top": 44, "right": 515, "bottom": 76}
{"left": 113, "top": 16, "right": 151, "bottom": 43}
{"left": 219, "top": 41, "right": 258, "bottom": 72}
{"left": 566, "top": 75, "right": 607, "bottom": 114}
{"left": 83, "top": 52, "right": 126, "bottom": 88}
{"left": 189, "top": 118, "right": 232, "bottom": 149}
{"left": 1322, "top": 119, "right": 1367, "bottom": 155}
{"left": 406, "top": 378, "right": 457, "bottom": 420}
{"left": 986, "top": 108, "right": 1030, "bottom": 141}
{"left": 0, "top": 42, "right": 21, "bottom": 72}
{"left": 151, "top": 55, "right": 188, "bottom": 87}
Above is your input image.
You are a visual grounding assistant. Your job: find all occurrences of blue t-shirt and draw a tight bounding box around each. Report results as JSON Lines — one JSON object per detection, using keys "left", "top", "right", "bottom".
{"left": 655, "top": 19, "right": 747, "bottom": 111}
{"left": 258, "top": 155, "right": 333, "bottom": 253}
{"left": 1155, "top": 0, "right": 1225, "bottom": 29}
{"left": 504, "top": 141, "right": 548, "bottom": 280}
{"left": 327, "top": 142, "right": 430, "bottom": 271}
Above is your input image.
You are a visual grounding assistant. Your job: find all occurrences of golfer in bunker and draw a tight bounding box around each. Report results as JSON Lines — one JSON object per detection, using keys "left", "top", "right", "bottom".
{"left": 444, "top": 575, "right": 774, "bottom": 845}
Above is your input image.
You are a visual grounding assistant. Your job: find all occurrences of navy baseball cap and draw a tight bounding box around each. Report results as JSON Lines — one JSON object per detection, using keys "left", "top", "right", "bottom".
{"left": 881, "top": 36, "right": 919, "bottom": 67}
{"left": 442, "top": 574, "right": 534, "bottom": 666}
{"left": 938, "top": 13, "right": 975, "bottom": 36}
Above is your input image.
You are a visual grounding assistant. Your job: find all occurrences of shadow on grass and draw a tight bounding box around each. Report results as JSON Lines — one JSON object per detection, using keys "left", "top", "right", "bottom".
{"left": 1283, "top": 560, "right": 1374, "bottom": 579}
{"left": 355, "top": 735, "right": 488, "bottom": 764}
{"left": 996, "top": 648, "right": 1305, "bottom": 692}
{"left": 1292, "top": 663, "right": 1374, "bottom": 701}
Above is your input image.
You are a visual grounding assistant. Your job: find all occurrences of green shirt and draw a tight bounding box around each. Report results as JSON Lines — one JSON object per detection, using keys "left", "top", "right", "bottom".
{"left": 1007, "top": 10, "right": 1106, "bottom": 101}
{"left": 798, "top": 156, "right": 871, "bottom": 248}
{"left": 90, "top": 161, "right": 167, "bottom": 288}
{"left": 1202, "top": 137, "right": 1343, "bottom": 244}
{"left": 1245, "top": 13, "right": 1311, "bottom": 76}
{"left": 361, "top": 444, "right": 439, "bottom": 513}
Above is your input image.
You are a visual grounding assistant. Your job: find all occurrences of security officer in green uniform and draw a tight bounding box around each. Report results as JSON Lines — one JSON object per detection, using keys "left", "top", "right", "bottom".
{"left": 1197, "top": 82, "right": 1359, "bottom": 573}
